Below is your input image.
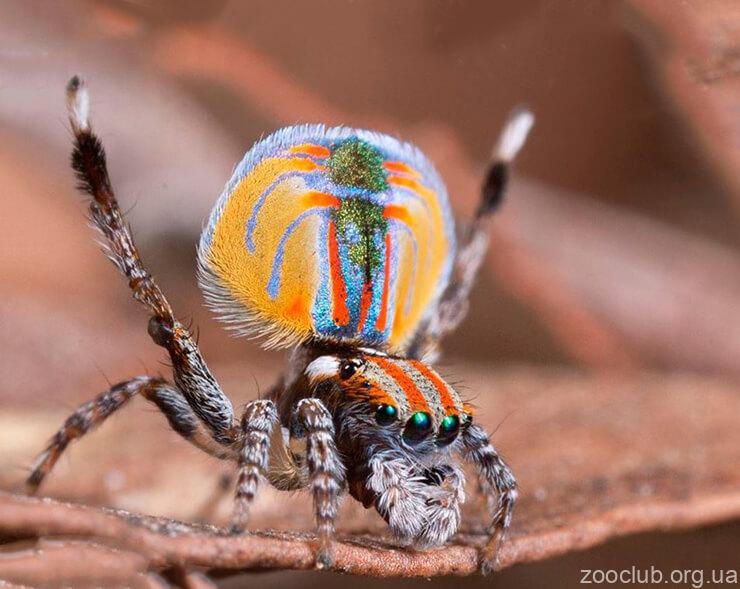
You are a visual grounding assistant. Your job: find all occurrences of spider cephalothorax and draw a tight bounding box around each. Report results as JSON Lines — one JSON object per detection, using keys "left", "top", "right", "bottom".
{"left": 27, "top": 76, "right": 532, "bottom": 574}
{"left": 300, "top": 350, "right": 471, "bottom": 548}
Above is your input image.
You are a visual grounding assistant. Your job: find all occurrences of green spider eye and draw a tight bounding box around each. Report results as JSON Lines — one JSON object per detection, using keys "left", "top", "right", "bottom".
{"left": 403, "top": 411, "right": 433, "bottom": 444}
{"left": 375, "top": 404, "right": 398, "bottom": 426}
{"left": 437, "top": 414, "right": 460, "bottom": 447}
{"left": 441, "top": 415, "right": 458, "bottom": 431}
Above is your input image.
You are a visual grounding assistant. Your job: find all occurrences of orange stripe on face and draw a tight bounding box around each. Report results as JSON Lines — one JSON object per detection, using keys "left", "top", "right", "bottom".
{"left": 301, "top": 191, "right": 340, "bottom": 208}
{"left": 290, "top": 144, "right": 331, "bottom": 159}
{"left": 411, "top": 361, "right": 458, "bottom": 414}
{"left": 375, "top": 233, "right": 392, "bottom": 332}
{"left": 327, "top": 221, "right": 350, "bottom": 326}
{"left": 371, "top": 357, "right": 430, "bottom": 413}
{"left": 383, "top": 161, "right": 420, "bottom": 177}
{"left": 343, "top": 381, "right": 395, "bottom": 407}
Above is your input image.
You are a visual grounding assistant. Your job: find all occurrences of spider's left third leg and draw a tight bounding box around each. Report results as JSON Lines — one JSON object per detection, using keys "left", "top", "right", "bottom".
{"left": 408, "top": 109, "right": 534, "bottom": 361}
{"left": 291, "top": 398, "right": 346, "bottom": 568}
{"left": 461, "top": 422, "right": 518, "bottom": 575}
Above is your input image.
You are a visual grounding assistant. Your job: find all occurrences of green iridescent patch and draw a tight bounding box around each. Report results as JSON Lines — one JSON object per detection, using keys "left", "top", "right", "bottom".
{"left": 332, "top": 198, "right": 388, "bottom": 272}
{"left": 328, "top": 138, "right": 388, "bottom": 192}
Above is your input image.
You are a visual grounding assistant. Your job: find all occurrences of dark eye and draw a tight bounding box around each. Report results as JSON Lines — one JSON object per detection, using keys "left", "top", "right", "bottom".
{"left": 436, "top": 414, "right": 460, "bottom": 446}
{"left": 403, "top": 411, "right": 433, "bottom": 444}
{"left": 375, "top": 404, "right": 398, "bottom": 425}
{"left": 339, "top": 359, "right": 363, "bottom": 379}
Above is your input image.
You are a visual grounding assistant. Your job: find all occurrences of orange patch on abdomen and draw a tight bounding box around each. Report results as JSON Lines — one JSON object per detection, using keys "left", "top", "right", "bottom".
{"left": 383, "top": 204, "right": 413, "bottom": 225}
{"left": 290, "top": 144, "right": 331, "bottom": 159}
{"left": 285, "top": 295, "right": 309, "bottom": 321}
{"left": 302, "top": 191, "right": 340, "bottom": 208}
{"left": 383, "top": 161, "right": 420, "bottom": 177}
{"left": 286, "top": 157, "right": 327, "bottom": 172}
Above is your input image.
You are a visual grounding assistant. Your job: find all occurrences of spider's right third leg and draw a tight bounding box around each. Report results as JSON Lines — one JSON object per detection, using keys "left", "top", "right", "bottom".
{"left": 292, "top": 398, "right": 346, "bottom": 568}
{"left": 408, "top": 108, "right": 534, "bottom": 362}
{"left": 231, "top": 399, "right": 278, "bottom": 528}
{"left": 461, "top": 422, "right": 518, "bottom": 575}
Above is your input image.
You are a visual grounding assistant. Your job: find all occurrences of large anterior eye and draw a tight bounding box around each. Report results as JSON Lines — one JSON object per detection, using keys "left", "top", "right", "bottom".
{"left": 436, "top": 414, "right": 460, "bottom": 446}
{"left": 375, "top": 404, "right": 398, "bottom": 425}
{"left": 403, "top": 411, "right": 433, "bottom": 444}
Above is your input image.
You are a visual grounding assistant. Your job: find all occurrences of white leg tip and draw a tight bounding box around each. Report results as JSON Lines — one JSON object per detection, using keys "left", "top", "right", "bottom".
{"left": 66, "top": 75, "right": 90, "bottom": 134}
{"left": 495, "top": 107, "right": 534, "bottom": 163}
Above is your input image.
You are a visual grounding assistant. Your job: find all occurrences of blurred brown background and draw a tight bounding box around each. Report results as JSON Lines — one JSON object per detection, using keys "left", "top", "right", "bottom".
{"left": 1, "top": 0, "right": 739, "bottom": 587}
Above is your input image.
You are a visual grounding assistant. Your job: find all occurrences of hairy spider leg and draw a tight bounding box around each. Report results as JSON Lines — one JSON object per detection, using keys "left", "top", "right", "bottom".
{"left": 291, "top": 398, "right": 346, "bottom": 568}
{"left": 461, "top": 423, "right": 518, "bottom": 574}
{"left": 233, "top": 399, "right": 279, "bottom": 527}
{"left": 26, "top": 376, "right": 235, "bottom": 493}
{"left": 27, "top": 77, "right": 239, "bottom": 491}
{"left": 29, "top": 82, "right": 350, "bottom": 571}
{"left": 408, "top": 108, "right": 535, "bottom": 361}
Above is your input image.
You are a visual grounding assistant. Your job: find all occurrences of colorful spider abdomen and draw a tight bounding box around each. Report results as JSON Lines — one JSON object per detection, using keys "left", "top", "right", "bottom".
{"left": 198, "top": 125, "right": 456, "bottom": 351}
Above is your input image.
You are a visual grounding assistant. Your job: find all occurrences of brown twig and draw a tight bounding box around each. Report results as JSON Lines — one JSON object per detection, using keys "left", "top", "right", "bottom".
{"left": 2, "top": 482, "right": 740, "bottom": 583}
{"left": 1, "top": 488, "right": 740, "bottom": 580}
{"left": 3, "top": 369, "right": 740, "bottom": 583}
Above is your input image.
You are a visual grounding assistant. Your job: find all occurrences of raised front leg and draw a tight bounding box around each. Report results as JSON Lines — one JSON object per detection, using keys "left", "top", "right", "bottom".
{"left": 66, "top": 76, "right": 236, "bottom": 444}
{"left": 27, "top": 77, "right": 241, "bottom": 494}
{"left": 292, "top": 398, "right": 346, "bottom": 568}
{"left": 461, "top": 422, "right": 518, "bottom": 574}
{"left": 409, "top": 108, "right": 534, "bottom": 362}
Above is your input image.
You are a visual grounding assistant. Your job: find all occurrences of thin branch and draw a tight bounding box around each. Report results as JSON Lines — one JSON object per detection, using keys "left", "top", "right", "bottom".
{"left": 3, "top": 368, "right": 740, "bottom": 582}
{"left": 1, "top": 487, "right": 739, "bottom": 579}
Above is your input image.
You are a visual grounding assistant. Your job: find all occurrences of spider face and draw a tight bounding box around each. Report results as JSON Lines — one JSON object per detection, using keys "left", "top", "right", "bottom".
{"left": 303, "top": 350, "right": 473, "bottom": 547}
{"left": 304, "top": 351, "right": 470, "bottom": 448}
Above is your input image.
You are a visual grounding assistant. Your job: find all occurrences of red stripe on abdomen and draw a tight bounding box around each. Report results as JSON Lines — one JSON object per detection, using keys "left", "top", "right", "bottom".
{"left": 327, "top": 220, "right": 350, "bottom": 326}
{"left": 357, "top": 281, "right": 373, "bottom": 333}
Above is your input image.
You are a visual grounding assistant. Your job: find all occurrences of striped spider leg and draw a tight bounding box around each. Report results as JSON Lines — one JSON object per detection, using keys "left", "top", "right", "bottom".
{"left": 25, "top": 77, "right": 344, "bottom": 567}
{"left": 414, "top": 107, "right": 535, "bottom": 362}
{"left": 26, "top": 77, "right": 241, "bottom": 492}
